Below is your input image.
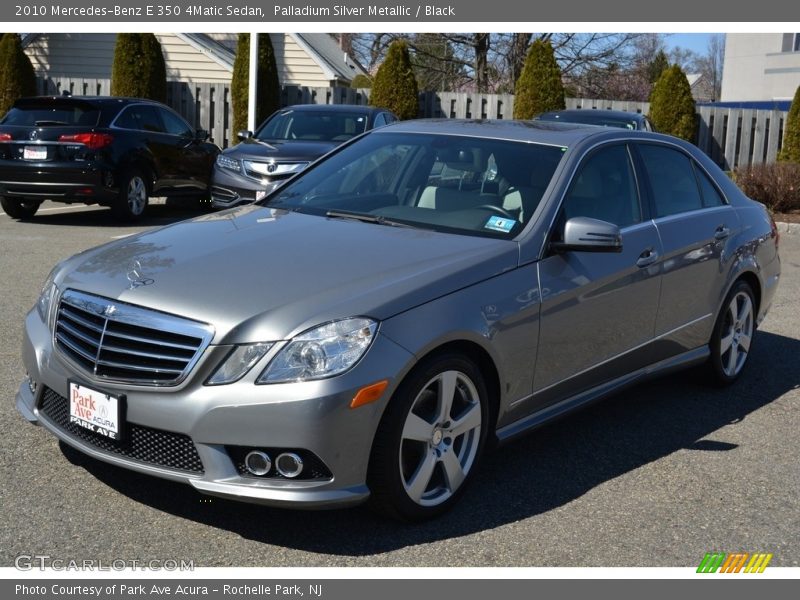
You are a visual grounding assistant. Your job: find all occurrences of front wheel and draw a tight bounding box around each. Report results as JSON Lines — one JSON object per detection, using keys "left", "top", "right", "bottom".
{"left": 368, "top": 354, "right": 489, "bottom": 521}
{"left": 1, "top": 197, "right": 41, "bottom": 219}
{"left": 112, "top": 169, "right": 149, "bottom": 221}
{"left": 709, "top": 281, "right": 756, "bottom": 385}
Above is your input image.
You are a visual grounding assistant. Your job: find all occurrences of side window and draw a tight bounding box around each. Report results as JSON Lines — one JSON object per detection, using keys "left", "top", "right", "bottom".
{"left": 373, "top": 113, "right": 387, "bottom": 127}
{"left": 561, "top": 144, "right": 641, "bottom": 228}
{"left": 693, "top": 163, "right": 726, "bottom": 207}
{"left": 159, "top": 108, "right": 193, "bottom": 137}
{"left": 115, "top": 105, "right": 164, "bottom": 133}
{"left": 385, "top": 113, "right": 397, "bottom": 124}
{"left": 638, "top": 144, "right": 703, "bottom": 218}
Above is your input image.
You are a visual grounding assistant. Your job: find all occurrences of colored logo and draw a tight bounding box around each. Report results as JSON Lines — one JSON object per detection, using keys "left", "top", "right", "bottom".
{"left": 697, "top": 552, "right": 773, "bottom": 573}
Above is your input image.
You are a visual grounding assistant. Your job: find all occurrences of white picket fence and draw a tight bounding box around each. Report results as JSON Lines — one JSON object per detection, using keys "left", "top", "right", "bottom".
{"left": 36, "top": 77, "right": 790, "bottom": 168}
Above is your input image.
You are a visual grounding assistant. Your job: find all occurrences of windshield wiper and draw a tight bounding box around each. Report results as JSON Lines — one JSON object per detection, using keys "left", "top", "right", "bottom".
{"left": 325, "top": 209, "right": 413, "bottom": 228}
{"left": 35, "top": 120, "right": 68, "bottom": 126}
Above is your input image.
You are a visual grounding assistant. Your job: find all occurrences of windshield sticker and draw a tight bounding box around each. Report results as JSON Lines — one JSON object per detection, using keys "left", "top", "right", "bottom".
{"left": 484, "top": 215, "right": 516, "bottom": 233}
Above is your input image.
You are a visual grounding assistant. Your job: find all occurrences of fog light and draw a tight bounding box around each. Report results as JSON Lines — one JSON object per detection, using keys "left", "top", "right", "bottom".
{"left": 244, "top": 451, "right": 271, "bottom": 476}
{"left": 25, "top": 372, "right": 37, "bottom": 395}
{"left": 275, "top": 452, "right": 304, "bottom": 478}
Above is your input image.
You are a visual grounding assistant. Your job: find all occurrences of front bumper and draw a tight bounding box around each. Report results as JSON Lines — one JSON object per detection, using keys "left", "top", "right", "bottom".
{"left": 0, "top": 160, "right": 117, "bottom": 205}
{"left": 17, "top": 306, "right": 415, "bottom": 509}
{"left": 210, "top": 165, "right": 286, "bottom": 209}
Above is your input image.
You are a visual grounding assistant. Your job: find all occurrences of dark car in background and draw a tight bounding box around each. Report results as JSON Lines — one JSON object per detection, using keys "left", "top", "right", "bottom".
{"left": 536, "top": 108, "right": 654, "bottom": 131}
{"left": 0, "top": 96, "right": 219, "bottom": 221}
{"left": 211, "top": 104, "right": 397, "bottom": 208}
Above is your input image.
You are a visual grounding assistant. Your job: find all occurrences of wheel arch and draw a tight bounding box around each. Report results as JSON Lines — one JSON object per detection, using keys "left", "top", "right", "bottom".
{"left": 382, "top": 338, "right": 503, "bottom": 441}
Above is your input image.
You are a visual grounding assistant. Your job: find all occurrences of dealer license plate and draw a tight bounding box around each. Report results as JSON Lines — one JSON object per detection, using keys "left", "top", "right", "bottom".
{"left": 68, "top": 382, "right": 123, "bottom": 441}
{"left": 23, "top": 146, "right": 47, "bottom": 160}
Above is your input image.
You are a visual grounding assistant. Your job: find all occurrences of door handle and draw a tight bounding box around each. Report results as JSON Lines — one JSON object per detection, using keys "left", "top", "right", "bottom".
{"left": 636, "top": 248, "right": 659, "bottom": 268}
{"left": 714, "top": 225, "right": 730, "bottom": 240}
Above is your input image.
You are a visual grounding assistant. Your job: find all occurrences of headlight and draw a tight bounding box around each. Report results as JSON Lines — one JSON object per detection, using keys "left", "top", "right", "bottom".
{"left": 206, "top": 342, "right": 273, "bottom": 385}
{"left": 36, "top": 272, "right": 58, "bottom": 326}
{"left": 258, "top": 318, "right": 377, "bottom": 384}
{"left": 216, "top": 154, "right": 241, "bottom": 172}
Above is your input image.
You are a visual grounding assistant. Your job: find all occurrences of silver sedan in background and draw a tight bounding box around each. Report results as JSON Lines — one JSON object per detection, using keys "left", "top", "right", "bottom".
{"left": 16, "top": 120, "right": 780, "bottom": 521}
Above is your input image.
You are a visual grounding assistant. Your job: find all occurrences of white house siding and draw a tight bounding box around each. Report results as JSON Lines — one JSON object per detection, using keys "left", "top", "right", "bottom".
{"left": 25, "top": 32, "right": 346, "bottom": 88}
{"left": 25, "top": 33, "right": 116, "bottom": 79}
{"left": 722, "top": 33, "right": 800, "bottom": 101}
{"left": 155, "top": 33, "right": 231, "bottom": 83}
{"left": 205, "top": 33, "right": 335, "bottom": 86}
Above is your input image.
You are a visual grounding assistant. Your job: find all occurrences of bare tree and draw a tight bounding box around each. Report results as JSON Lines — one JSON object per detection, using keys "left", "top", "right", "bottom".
{"left": 696, "top": 34, "right": 725, "bottom": 101}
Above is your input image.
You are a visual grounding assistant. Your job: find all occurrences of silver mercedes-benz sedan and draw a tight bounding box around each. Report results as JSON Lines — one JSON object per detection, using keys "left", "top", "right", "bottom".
{"left": 16, "top": 120, "right": 780, "bottom": 520}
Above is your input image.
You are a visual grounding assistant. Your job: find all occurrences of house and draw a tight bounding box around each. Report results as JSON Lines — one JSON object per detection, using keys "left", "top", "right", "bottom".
{"left": 21, "top": 32, "right": 366, "bottom": 88}
{"left": 686, "top": 73, "right": 715, "bottom": 103}
{"left": 721, "top": 33, "right": 800, "bottom": 101}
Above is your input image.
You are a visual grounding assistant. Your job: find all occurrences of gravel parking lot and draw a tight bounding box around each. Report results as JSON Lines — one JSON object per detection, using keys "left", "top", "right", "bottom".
{"left": 1, "top": 201, "right": 798, "bottom": 567}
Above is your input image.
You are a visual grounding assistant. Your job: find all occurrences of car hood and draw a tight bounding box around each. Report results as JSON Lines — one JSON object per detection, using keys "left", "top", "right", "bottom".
{"left": 223, "top": 139, "right": 340, "bottom": 163}
{"left": 56, "top": 205, "right": 518, "bottom": 344}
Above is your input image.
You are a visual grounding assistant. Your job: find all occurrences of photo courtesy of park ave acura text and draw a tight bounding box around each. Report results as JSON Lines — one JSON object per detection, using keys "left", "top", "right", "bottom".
{"left": 0, "top": 28, "right": 797, "bottom": 568}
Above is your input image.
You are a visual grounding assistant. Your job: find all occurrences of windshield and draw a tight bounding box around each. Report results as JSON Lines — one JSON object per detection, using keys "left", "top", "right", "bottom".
{"left": 1, "top": 103, "right": 100, "bottom": 127}
{"left": 255, "top": 109, "right": 369, "bottom": 143}
{"left": 266, "top": 132, "right": 565, "bottom": 239}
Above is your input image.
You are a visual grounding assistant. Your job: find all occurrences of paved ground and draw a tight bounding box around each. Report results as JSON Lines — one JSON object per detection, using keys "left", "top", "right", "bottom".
{"left": 1, "top": 201, "right": 798, "bottom": 567}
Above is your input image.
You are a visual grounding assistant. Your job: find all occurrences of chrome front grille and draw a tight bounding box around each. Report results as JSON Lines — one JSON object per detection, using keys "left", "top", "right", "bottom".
{"left": 54, "top": 289, "right": 214, "bottom": 386}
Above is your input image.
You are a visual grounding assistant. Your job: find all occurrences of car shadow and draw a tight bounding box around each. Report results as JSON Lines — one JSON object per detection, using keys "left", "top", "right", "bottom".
{"left": 23, "top": 200, "right": 214, "bottom": 228}
{"left": 59, "top": 330, "right": 799, "bottom": 557}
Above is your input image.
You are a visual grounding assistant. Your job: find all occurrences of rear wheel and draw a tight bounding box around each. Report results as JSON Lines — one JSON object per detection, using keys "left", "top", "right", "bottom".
{"left": 368, "top": 354, "right": 489, "bottom": 521}
{"left": 709, "top": 280, "right": 756, "bottom": 385}
{"left": 1, "top": 197, "right": 41, "bottom": 219}
{"left": 113, "top": 169, "right": 149, "bottom": 221}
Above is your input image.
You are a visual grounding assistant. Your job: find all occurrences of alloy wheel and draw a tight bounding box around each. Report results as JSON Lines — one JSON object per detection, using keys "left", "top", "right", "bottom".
{"left": 719, "top": 291, "right": 754, "bottom": 378}
{"left": 399, "top": 370, "right": 482, "bottom": 507}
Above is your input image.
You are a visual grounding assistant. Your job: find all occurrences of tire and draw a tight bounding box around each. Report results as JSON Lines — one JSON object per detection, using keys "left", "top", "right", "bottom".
{"left": 708, "top": 280, "right": 756, "bottom": 386}
{"left": 1, "top": 196, "right": 41, "bottom": 220}
{"left": 112, "top": 169, "right": 149, "bottom": 221}
{"left": 368, "top": 353, "right": 489, "bottom": 521}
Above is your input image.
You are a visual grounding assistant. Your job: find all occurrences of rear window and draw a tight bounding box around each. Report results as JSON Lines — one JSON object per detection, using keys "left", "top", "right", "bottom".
{"left": 1, "top": 103, "right": 100, "bottom": 127}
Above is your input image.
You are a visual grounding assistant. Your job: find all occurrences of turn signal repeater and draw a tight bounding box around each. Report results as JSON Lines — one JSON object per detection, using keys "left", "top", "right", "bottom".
{"left": 350, "top": 379, "right": 389, "bottom": 409}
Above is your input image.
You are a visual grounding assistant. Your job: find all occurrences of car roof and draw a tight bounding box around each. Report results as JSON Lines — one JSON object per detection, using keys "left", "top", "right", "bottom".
{"left": 15, "top": 95, "right": 165, "bottom": 108}
{"left": 374, "top": 118, "right": 630, "bottom": 146}
{"left": 538, "top": 109, "right": 646, "bottom": 121}
{"left": 281, "top": 104, "right": 385, "bottom": 115}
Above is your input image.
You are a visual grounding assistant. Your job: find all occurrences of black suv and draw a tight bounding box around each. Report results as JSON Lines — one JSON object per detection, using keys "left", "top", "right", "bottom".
{"left": 0, "top": 95, "right": 219, "bottom": 221}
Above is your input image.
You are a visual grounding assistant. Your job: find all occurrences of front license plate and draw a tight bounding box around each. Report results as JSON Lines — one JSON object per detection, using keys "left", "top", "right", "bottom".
{"left": 69, "top": 382, "right": 124, "bottom": 441}
{"left": 23, "top": 146, "right": 47, "bottom": 160}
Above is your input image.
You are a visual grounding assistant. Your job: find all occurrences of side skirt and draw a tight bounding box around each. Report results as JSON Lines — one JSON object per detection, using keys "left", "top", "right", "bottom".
{"left": 495, "top": 346, "right": 710, "bottom": 444}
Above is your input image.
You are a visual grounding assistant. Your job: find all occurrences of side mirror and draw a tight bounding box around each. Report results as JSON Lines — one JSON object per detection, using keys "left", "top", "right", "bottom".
{"left": 194, "top": 129, "right": 209, "bottom": 141}
{"left": 551, "top": 217, "right": 623, "bottom": 253}
{"left": 237, "top": 130, "right": 253, "bottom": 142}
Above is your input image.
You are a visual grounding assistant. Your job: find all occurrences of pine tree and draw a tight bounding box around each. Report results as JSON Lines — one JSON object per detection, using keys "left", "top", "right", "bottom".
{"left": 648, "top": 50, "right": 670, "bottom": 83}
{"left": 0, "top": 33, "right": 37, "bottom": 116}
{"left": 779, "top": 85, "right": 800, "bottom": 163}
{"left": 231, "top": 33, "right": 281, "bottom": 135}
{"left": 648, "top": 64, "right": 696, "bottom": 141}
{"left": 350, "top": 74, "right": 372, "bottom": 89}
{"left": 111, "top": 33, "right": 166, "bottom": 102}
{"left": 513, "top": 39, "right": 565, "bottom": 119}
{"left": 369, "top": 40, "right": 419, "bottom": 120}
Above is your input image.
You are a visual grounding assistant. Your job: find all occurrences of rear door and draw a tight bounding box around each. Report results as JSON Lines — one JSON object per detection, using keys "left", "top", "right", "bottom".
{"left": 156, "top": 106, "right": 211, "bottom": 195}
{"left": 634, "top": 142, "right": 739, "bottom": 353}
{"left": 529, "top": 143, "right": 662, "bottom": 412}
{"left": 113, "top": 104, "right": 172, "bottom": 194}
